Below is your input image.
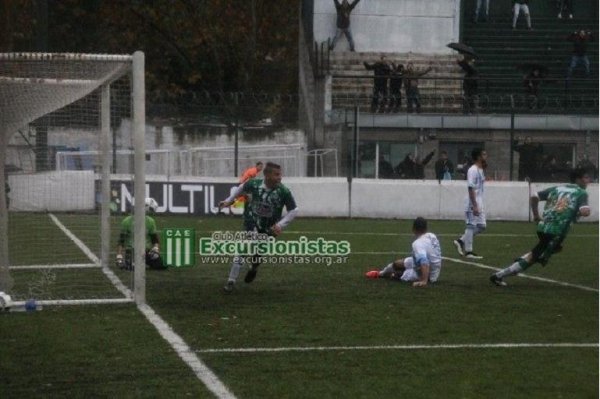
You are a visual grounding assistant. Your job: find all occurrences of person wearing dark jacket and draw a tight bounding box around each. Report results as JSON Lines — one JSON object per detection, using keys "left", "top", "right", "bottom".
{"left": 415, "top": 151, "right": 436, "bottom": 179}
{"left": 388, "top": 63, "right": 404, "bottom": 112}
{"left": 513, "top": 136, "right": 541, "bottom": 181}
{"left": 330, "top": 0, "right": 360, "bottom": 52}
{"left": 557, "top": 0, "right": 573, "bottom": 19}
{"left": 364, "top": 56, "right": 391, "bottom": 113}
{"left": 567, "top": 30, "right": 593, "bottom": 81}
{"left": 435, "top": 151, "right": 455, "bottom": 181}
{"left": 457, "top": 55, "right": 479, "bottom": 114}
{"left": 404, "top": 63, "right": 432, "bottom": 114}
{"left": 395, "top": 154, "right": 417, "bottom": 179}
{"left": 523, "top": 67, "right": 543, "bottom": 109}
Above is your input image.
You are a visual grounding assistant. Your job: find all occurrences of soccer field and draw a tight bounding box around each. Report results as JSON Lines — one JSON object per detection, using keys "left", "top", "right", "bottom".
{"left": 1, "top": 215, "right": 598, "bottom": 398}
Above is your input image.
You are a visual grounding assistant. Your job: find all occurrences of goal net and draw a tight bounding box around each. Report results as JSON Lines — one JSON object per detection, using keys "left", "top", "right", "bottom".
{"left": 0, "top": 52, "right": 147, "bottom": 307}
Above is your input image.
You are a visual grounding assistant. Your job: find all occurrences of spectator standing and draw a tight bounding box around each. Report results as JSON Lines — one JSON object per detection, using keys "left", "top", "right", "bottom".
{"left": 364, "top": 56, "right": 391, "bottom": 113}
{"left": 576, "top": 155, "right": 598, "bottom": 181}
{"left": 513, "top": 137, "right": 541, "bottom": 181}
{"left": 395, "top": 154, "right": 417, "bottom": 179}
{"left": 523, "top": 67, "right": 543, "bottom": 109}
{"left": 512, "top": 0, "right": 532, "bottom": 30}
{"left": 415, "top": 151, "right": 436, "bottom": 179}
{"left": 378, "top": 156, "right": 395, "bottom": 179}
{"left": 329, "top": 0, "right": 361, "bottom": 52}
{"left": 557, "top": 0, "right": 573, "bottom": 18}
{"left": 435, "top": 151, "right": 455, "bottom": 181}
{"left": 566, "top": 30, "right": 593, "bottom": 82}
{"left": 388, "top": 63, "right": 404, "bottom": 112}
{"left": 404, "top": 63, "right": 432, "bottom": 114}
{"left": 474, "top": 0, "right": 490, "bottom": 23}
{"left": 457, "top": 55, "right": 479, "bottom": 114}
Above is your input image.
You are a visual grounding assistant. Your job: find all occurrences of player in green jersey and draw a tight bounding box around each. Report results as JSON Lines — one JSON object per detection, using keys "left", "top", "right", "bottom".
{"left": 490, "top": 168, "right": 591, "bottom": 286}
{"left": 218, "top": 162, "right": 299, "bottom": 292}
{"left": 116, "top": 197, "right": 165, "bottom": 270}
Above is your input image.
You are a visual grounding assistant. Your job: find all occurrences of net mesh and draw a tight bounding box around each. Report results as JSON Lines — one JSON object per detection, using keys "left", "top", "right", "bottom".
{"left": 0, "top": 53, "right": 140, "bottom": 304}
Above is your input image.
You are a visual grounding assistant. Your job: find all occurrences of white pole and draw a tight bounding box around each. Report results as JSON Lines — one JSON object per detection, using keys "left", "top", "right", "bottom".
{"left": 132, "top": 51, "right": 146, "bottom": 305}
{"left": 0, "top": 130, "right": 13, "bottom": 292}
{"left": 100, "top": 85, "right": 111, "bottom": 273}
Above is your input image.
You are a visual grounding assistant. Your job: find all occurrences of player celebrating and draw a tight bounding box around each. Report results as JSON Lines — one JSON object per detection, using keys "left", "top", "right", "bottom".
{"left": 219, "top": 162, "right": 299, "bottom": 292}
{"left": 116, "top": 197, "right": 165, "bottom": 270}
{"left": 490, "top": 168, "right": 591, "bottom": 286}
{"left": 454, "top": 148, "right": 487, "bottom": 259}
{"left": 365, "top": 217, "right": 442, "bottom": 287}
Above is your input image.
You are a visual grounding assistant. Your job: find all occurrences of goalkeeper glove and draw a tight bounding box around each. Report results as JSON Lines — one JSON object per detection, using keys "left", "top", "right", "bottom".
{"left": 149, "top": 246, "right": 160, "bottom": 261}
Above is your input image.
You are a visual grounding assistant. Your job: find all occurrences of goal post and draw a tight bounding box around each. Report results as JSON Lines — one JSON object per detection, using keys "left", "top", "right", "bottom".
{"left": 0, "top": 52, "right": 146, "bottom": 306}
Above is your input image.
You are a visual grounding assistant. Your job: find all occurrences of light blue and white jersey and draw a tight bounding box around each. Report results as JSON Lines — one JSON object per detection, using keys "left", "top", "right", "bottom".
{"left": 465, "top": 164, "right": 485, "bottom": 211}
{"left": 411, "top": 232, "right": 442, "bottom": 269}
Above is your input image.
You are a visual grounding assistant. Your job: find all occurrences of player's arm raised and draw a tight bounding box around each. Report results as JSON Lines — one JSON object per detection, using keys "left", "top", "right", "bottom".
{"left": 219, "top": 182, "right": 248, "bottom": 210}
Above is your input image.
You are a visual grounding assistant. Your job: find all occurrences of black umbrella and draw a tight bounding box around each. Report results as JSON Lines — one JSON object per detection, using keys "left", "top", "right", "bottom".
{"left": 447, "top": 42, "right": 477, "bottom": 57}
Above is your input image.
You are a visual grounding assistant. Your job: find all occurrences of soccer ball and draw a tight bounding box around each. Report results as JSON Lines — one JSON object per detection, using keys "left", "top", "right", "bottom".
{"left": 0, "top": 291, "right": 13, "bottom": 312}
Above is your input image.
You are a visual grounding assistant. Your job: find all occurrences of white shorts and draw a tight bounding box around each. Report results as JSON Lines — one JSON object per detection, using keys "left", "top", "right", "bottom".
{"left": 400, "top": 257, "right": 441, "bottom": 283}
{"left": 465, "top": 209, "right": 486, "bottom": 226}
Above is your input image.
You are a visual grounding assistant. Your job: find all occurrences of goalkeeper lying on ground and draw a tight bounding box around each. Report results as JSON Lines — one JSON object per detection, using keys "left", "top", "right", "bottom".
{"left": 116, "top": 197, "right": 166, "bottom": 270}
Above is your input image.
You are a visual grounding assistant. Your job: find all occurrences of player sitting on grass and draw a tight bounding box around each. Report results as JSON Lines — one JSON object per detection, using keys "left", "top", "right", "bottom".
{"left": 490, "top": 168, "right": 591, "bottom": 286}
{"left": 116, "top": 197, "right": 166, "bottom": 271}
{"left": 218, "top": 162, "right": 299, "bottom": 292}
{"left": 365, "top": 217, "right": 442, "bottom": 287}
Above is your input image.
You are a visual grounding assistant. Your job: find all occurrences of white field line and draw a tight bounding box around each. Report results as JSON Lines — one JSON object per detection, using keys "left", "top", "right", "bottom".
{"left": 48, "top": 214, "right": 237, "bottom": 399}
{"left": 138, "top": 304, "right": 237, "bottom": 399}
{"left": 197, "top": 342, "right": 598, "bottom": 354}
{"left": 9, "top": 263, "right": 99, "bottom": 270}
{"left": 12, "top": 298, "right": 133, "bottom": 306}
{"left": 196, "top": 230, "right": 597, "bottom": 238}
{"left": 48, "top": 214, "right": 131, "bottom": 299}
{"left": 442, "top": 256, "right": 599, "bottom": 293}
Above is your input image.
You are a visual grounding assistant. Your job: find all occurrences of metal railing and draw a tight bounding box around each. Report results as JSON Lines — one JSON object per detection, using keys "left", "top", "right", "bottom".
{"left": 329, "top": 74, "right": 598, "bottom": 114}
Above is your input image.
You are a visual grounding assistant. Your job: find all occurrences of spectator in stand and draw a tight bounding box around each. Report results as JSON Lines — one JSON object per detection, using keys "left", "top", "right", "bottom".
{"left": 523, "top": 67, "right": 543, "bottom": 109}
{"left": 457, "top": 155, "right": 472, "bottom": 180}
{"left": 388, "top": 63, "right": 404, "bottom": 113}
{"left": 576, "top": 155, "right": 598, "bottom": 181}
{"left": 512, "top": 0, "right": 532, "bottom": 30}
{"left": 457, "top": 55, "right": 479, "bottom": 114}
{"left": 378, "top": 156, "right": 395, "bottom": 179}
{"left": 566, "top": 30, "right": 593, "bottom": 83}
{"left": 541, "top": 155, "right": 561, "bottom": 182}
{"left": 474, "top": 0, "right": 490, "bottom": 23}
{"left": 395, "top": 153, "right": 417, "bottom": 179}
{"left": 557, "top": 0, "right": 573, "bottom": 19}
{"left": 329, "top": 0, "right": 361, "bottom": 52}
{"left": 364, "top": 56, "right": 391, "bottom": 113}
{"left": 435, "top": 150, "right": 455, "bottom": 181}
{"left": 415, "top": 150, "right": 436, "bottom": 179}
{"left": 513, "top": 136, "right": 542, "bottom": 181}
{"left": 404, "top": 62, "right": 433, "bottom": 114}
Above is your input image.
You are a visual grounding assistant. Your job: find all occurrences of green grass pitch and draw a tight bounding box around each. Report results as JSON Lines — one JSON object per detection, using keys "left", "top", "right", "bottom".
{"left": 1, "top": 214, "right": 598, "bottom": 398}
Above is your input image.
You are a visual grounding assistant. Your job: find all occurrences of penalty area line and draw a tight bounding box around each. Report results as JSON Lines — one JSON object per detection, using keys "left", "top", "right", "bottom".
{"left": 197, "top": 342, "right": 599, "bottom": 354}
{"left": 442, "top": 256, "right": 599, "bottom": 293}
{"left": 48, "top": 213, "right": 237, "bottom": 399}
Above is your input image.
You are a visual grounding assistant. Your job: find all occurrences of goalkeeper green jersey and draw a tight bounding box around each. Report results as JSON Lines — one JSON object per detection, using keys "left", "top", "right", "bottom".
{"left": 536, "top": 184, "right": 588, "bottom": 236}
{"left": 120, "top": 215, "right": 157, "bottom": 249}
{"left": 242, "top": 179, "right": 297, "bottom": 233}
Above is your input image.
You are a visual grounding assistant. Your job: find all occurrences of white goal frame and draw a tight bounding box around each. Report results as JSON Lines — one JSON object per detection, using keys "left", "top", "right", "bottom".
{"left": 0, "top": 52, "right": 147, "bottom": 306}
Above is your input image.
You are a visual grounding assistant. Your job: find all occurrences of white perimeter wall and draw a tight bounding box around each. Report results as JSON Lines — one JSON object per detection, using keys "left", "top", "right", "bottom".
{"left": 6, "top": 173, "right": 599, "bottom": 222}
{"left": 313, "top": 0, "right": 460, "bottom": 54}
